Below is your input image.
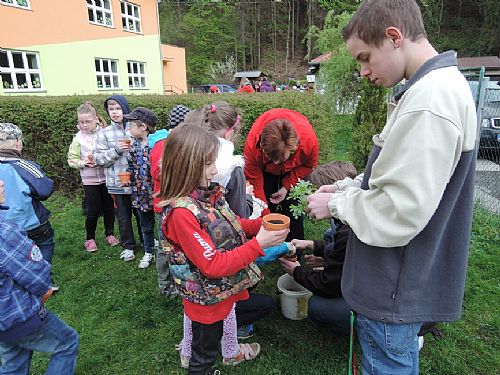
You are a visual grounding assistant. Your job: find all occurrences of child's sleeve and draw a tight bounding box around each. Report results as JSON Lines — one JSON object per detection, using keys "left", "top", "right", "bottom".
{"left": 94, "top": 131, "right": 121, "bottom": 167}
{"left": 0, "top": 222, "right": 52, "bottom": 296}
{"left": 126, "top": 145, "right": 134, "bottom": 176}
{"left": 165, "top": 208, "right": 264, "bottom": 279}
{"left": 67, "top": 136, "right": 84, "bottom": 169}
{"left": 239, "top": 217, "right": 262, "bottom": 238}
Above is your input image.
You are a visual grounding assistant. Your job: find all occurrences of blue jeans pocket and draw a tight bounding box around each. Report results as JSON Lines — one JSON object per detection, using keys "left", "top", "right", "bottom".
{"left": 384, "top": 322, "right": 420, "bottom": 355}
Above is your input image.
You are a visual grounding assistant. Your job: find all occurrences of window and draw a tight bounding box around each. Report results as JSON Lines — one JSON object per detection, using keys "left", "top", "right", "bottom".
{"left": 121, "top": 1, "right": 141, "bottom": 33}
{"left": 95, "top": 58, "right": 120, "bottom": 89}
{"left": 87, "top": 0, "right": 113, "bottom": 27}
{"left": 0, "top": 0, "right": 31, "bottom": 10}
{"left": 127, "top": 61, "right": 146, "bottom": 89}
{"left": 0, "top": 50, "right": 43, "bottom": 91}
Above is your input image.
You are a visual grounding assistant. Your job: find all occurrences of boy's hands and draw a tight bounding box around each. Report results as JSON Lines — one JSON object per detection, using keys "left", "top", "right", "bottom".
{"left": 255, "top": 227, "right": 289, "bottom": 249}
{"left": 304, "top": 254, "right": 325, "bottom": 268}
{"left": 307, "top": 192, "right": 333, "bottom": 220}
{"left": 317, "top": 184, "right": 339, "bottom": 193}
{"left": 279, "top": 257, "right": 300, "bottom": 275}
{"left": 291, "top": 239, "right": 314, "bottom": 251}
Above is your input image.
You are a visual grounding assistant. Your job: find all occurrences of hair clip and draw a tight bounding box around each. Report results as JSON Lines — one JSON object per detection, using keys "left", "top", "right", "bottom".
{"left": 210, "top": 104, "right": 217, "bottom": 113}
{"left": 224, "top": 114, "right": 241, "bottom": 137}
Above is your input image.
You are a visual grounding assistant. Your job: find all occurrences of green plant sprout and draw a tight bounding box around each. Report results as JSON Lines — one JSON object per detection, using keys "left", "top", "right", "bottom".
{"left": 287, "top": 179, "right": 316, "bottom": 219}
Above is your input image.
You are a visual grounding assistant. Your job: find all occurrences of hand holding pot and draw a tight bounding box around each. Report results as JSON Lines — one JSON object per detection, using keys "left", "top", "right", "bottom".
{"left": 255, "top": 227, "right": 289, "bottom": 249}
{"left": 117, "top": 138, "right": 132, "bottom": 151}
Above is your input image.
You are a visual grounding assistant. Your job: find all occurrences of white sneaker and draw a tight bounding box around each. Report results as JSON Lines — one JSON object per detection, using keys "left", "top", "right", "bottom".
{"left": 120, "top": 249, "right": 135, "bottom": 262}
{"left": 138, "top": 253, "right": 154, "bottom": 269}
{"left": 418, "top": 336, "right": 424, "bottom": 351}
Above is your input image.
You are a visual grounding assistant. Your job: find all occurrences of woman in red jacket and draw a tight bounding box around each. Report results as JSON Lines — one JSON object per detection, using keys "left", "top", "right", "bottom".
{"left": 243, "top": 108, "right": 319, "bottom": 241}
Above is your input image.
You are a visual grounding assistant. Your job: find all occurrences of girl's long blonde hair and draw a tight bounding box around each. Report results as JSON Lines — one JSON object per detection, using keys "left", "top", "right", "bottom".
{"left": 77, "top": 101, "right": 108, "bottom": 128}
{"left": 158, "top": 124, "right": 219, "bottom": 205}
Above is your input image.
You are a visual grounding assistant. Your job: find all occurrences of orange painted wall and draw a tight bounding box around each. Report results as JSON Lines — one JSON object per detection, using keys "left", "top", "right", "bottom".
{"left": 161, "top": 44, "right": 187, "bottom": 95}
{"left": 0, "top": 0, "right": 159, "bottom": 48}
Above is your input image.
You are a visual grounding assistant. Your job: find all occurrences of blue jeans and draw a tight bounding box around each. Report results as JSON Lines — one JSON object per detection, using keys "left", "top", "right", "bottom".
{"left": 155, "top": 213, "right": 172, "bottom": 292}
{"left": 356, "top": 314, "right": 421, "bottom": 375}
{"left": 136, "top": 210, "right": 155, "bottom": 254}
{"left": 307, "top": 295, "right": 350, "bottom": 336}
{"left": 27, "top": 221, "right": 55, "bottom": 264}
{"left": 0, "top": 311, "right": 79, "bottom": 375}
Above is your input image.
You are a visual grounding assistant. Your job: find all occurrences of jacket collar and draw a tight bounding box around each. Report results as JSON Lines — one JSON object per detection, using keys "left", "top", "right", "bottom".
{"left": 395, "top": 50, "right": 457, "bottom": 101}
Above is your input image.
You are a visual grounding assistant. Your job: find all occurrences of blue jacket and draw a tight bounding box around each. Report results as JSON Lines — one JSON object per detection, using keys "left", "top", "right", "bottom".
{"left": 0, "top": 155, "right": 54, "bottom": 230}
{"left": 0, "top": 210, "right": 51, "bottom": 335}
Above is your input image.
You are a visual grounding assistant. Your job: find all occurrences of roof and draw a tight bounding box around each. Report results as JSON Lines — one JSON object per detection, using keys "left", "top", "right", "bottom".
{"left": 458, "top": 56, "right": 500, "bottom": 69}
{"left": 233, "top": 71, "right": 267, "bottom": 78}
{"left": 309, "top": 52, "right": 333, "bottom": 65}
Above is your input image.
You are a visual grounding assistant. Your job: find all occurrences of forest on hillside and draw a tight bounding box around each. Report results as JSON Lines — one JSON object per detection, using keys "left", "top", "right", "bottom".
{"left": 158, "top": 0, "right": 500, "bottom": 85}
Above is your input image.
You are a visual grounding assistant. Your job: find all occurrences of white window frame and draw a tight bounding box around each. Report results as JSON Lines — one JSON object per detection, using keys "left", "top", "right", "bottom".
{"left": 95, "top": 58, "right": 120, "bottom": 90}
{"left": 87, "top": 0, "right": 114, "bottom": 28}
{"left": 121, "top": 1, "right": 141, "bottom": 33}
{"left": 0, "top": 0, "right": 31, "bottom": 10}
{"left": 0, "top": 50, "right": 44, "bottom": 92}
{"left": 127, "top": 61, "right": 147, "bottom": 89}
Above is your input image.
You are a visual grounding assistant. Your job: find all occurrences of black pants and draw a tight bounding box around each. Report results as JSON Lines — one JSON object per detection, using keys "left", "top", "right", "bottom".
{"left": 189, "top": 320, "right": 223, "bottom": 375}
{"left": 263, "top": 171, "right": 304, "bottom": 242}
{"left": 112, "top": 194, "right": 137, "bottom": 250}
{"left": 235, "top": 293, "right": 275, "bottom": 327}
{"left": 83, "top": 184, "right": 115, "bottom": 240}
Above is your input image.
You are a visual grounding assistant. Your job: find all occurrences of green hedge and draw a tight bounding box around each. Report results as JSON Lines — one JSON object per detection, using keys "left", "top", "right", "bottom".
{"left": 0, "top": 93, "right": 339, "bottom": 194}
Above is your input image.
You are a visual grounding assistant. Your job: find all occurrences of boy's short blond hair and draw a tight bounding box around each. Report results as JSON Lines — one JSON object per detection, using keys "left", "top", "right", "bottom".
{"left": 342, "top": 0, "right": 427, "bottom": 47}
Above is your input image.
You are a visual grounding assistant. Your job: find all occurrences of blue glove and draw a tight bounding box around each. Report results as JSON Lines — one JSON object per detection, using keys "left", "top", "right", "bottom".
{"left": 256, "top": 242, "right": 294, "bottom": 266}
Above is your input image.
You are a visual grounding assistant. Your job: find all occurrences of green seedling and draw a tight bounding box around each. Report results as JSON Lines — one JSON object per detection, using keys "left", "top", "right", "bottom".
{"left": 287, "top": 180, "right": 316, "bottom": 219}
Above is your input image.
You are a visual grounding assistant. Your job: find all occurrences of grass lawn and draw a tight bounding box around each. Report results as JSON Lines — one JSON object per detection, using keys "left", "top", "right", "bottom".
{"left": 29, "top": 114, "right": 499, "bottom": 374}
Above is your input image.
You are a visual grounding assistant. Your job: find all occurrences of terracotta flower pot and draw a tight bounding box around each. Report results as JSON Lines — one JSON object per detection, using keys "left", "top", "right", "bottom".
{"left": 120, "top": 139, "right": 132, "bottom": 148}
{"left": 118, "top": 172, "right": 131, "bottom": 184}
{"left": 262, "top": 213, "right": 290, "bottom": 231}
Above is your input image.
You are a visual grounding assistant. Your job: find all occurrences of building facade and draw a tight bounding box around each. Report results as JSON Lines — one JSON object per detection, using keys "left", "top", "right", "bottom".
{"left": 0, "top": 0, "right": 187, "bottom": 95}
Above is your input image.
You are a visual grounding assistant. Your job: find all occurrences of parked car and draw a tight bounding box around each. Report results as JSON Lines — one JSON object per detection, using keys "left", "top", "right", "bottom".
{"left": 200, "top": 84, "right": 236, "bottom": 93}
{"left": 479, "top": 104, "right": 500, "bottom": 161}
{"left": 469, "top": 80, "right": 500, "bottom": 161}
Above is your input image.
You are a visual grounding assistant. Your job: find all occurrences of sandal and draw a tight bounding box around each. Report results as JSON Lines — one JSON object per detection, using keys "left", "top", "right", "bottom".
{"left": 223, "top": 342, "right": 261, "bottom": 366}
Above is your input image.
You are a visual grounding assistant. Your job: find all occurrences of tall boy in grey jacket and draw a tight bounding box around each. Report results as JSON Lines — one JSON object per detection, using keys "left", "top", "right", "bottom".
{"left": 94, "top": 95, "right": 140, "bottom": 262}
{"left": 307, "top": 1, "right": 477, "bottom": 373}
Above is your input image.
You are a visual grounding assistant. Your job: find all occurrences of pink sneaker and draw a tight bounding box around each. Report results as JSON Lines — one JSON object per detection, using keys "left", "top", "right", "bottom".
{"left": 84, "top": 239, "right": 98, "bottom": 252}
{"left": 105, "top": 235, "right": 120, "bottom": 247}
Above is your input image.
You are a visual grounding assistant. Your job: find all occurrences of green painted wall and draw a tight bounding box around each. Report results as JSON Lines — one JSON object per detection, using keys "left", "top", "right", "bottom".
{"left": 1, "top": 34, "right": 164, "bottom": 95}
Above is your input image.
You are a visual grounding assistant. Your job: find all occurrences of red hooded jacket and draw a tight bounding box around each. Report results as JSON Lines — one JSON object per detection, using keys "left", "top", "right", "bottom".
{"left": 243, "top": 109, "right": 319, "bottom": 213}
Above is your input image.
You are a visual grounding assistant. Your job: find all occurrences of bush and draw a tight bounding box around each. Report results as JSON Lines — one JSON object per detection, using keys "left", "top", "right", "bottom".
{"left": 351, "top": 81, "right": 387, "bottom": 171}
{"left": 0, "top": 93, "right": 337, "bottom": 194}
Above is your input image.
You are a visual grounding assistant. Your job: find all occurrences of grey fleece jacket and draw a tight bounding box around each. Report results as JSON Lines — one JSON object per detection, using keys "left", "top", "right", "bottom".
{"left": 331, "top": 51, "right": 477, "bottom": 323}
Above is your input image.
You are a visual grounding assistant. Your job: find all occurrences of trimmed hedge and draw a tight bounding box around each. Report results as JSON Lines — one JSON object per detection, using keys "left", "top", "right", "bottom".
{"left": 0, "top": 93, "right": 338, "bottom": 194}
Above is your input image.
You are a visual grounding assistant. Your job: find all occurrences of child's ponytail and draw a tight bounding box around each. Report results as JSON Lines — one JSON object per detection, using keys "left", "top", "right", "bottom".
{"left": 77, "top": 101, "right": 108, "bottom": 128}
{"left": 201, "top": 101, "right": 242, "bottom": 138}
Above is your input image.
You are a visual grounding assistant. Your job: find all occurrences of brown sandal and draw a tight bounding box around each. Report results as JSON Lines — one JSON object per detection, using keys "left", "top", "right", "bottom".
{"left": 223, "top": 343, "right": 261, "bottom": 366}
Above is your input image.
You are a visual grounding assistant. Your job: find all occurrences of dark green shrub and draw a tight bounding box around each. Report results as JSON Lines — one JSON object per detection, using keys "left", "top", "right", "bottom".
{"left": 351, "top": 81, "right": 387, "bottom": 171}
{"left": 0, "top": 93, "right": 337, "bottom": 194}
